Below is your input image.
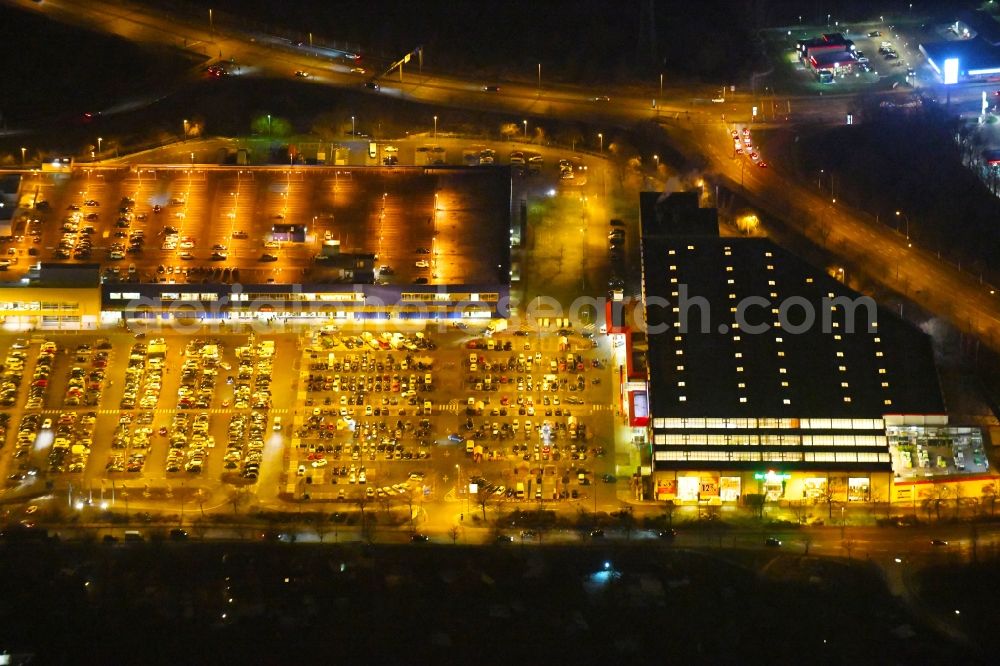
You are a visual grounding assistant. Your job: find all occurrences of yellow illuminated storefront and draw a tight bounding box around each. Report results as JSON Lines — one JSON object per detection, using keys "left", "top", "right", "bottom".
{"left": 653, "top": 469, "right": 895, "bottom": 506}
{"left": 0, "top": 285, "right": 101, "bottom": 330}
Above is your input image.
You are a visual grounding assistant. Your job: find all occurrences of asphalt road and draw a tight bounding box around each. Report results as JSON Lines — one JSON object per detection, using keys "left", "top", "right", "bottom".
{"left": 14, "top": 0, "right": 1000, "bottom": 354}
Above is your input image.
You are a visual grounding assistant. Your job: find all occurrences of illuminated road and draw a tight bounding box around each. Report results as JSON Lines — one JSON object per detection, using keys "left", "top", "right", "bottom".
{"left": 10, "top": 0, "right": 1000, "bottom": 351}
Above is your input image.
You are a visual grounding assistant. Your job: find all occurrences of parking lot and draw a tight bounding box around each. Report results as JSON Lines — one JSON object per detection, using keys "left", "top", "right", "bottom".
{"left": 2, "top": 166, "right": 509, "bottom": 287}
{"left": 1, "top": 322, "right": 619, "bottom": 513}
{"left": 287, "top": 321, "right": 617, "bottom": 511}
{"left": 0, "top": 331, "right": 297, "bottom": 498}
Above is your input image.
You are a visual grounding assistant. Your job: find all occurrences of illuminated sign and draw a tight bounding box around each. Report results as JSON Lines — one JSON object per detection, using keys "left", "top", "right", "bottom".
{"left": 753, "top": 470, "right": 791, "bottom": 482}
{"left": 943, "top": 57, "right": 959, "bottom": 84}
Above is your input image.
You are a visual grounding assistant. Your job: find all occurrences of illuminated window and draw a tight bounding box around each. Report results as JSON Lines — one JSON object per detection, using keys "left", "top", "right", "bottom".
{"left": 838, "top": 365, "right": 846, "bottom": 372}
{"left": 727, "top": 279, "right": 735, "bottom": 285}
{"left": 843, "top": 396, "right": 852, "bottom": 403}
{"left": 678, "top": 396, "right": 687, "bottom": 402}
{"left": 783, "top": 398, "right": 791, "bottom": 405}
{"left": 733, "top": 335, "right": 741, "bottom": 341}
{"left": 840, "top": 382, "right": 849, "bottom": 388}
{"left": 836, "top": 351, "right": 844, "bottom": 357}
{"left": 734, "top": 352, "right": 743, "bottom": 358}
{"left": 675, "top": 349, "right": 683, "bottom": 355}
{"left": 875, "top": 351, "right": 883, "bottom": 357}
{"left": 777, "top": 351, "right": 785, "bottom": 357}
{"left": 780, "top": 381, "right": 789, "bottom": 387}
{"left": 736, "top": 366, "right": 744, "bottom": 372}
{"left": 676, "top": 365, "right": 684, "bottom": 371}
{"left": 737, "top": 382, "right": 746, "bottom": 388}
{"left": 880, "top": 381, "right": 889, "bottom": 388}
{"left": 778, "top": 367, "right": 787, "bottom": 374}
{"left": 883, "top": 399, "right": 892, "bottom": 406}
{"left": 739, "top": 397, "right": 747, "bottom": 403}
{"left": 677, "top": 381, "right": 686, "bottom": 387}
{"left": 878, "top": 368, "right": 887, "bottom": 374}
{"left": 768, "top": 280, "right": 776, "bottom": 286}
{"left": 775, "top": 337, "right": 783, "bottom": 343}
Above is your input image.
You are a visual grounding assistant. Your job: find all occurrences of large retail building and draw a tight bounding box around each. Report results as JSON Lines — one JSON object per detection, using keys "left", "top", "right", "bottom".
{"left": 0, "top": 165, "right": 511, "bottom": 329}
{"left": 626, "top": 191, "right": 983, "bottom": 507}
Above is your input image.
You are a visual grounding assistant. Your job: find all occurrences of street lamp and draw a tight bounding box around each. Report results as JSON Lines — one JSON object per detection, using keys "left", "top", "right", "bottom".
{"left": 267, "top": 114, "right": 272, "bottom": 138}
{"left": 653, "top": 154, "right": 659, "bottom": 168}
{"left": 598, "top": 133, "right": 603, "bottom": 153}
{"left": 97, "top": 137, "right": 103, "bottom": 155}
{"left": 351, "top": 115, "right": 355, "bottom": 136}
{"left": 20, "top": 147, "right": 26, "bottom": 165}
{"left": 659, "top": 72, "right": 663, "bottom": 98}
{"left": 895, "top": 210, "right": 910, "bottom": 240}
{"left": 522, "top": 119, "right": 528, "bottom": 140}
{"left": 537, "top": 63, "right": 541, "bottom": 92}
{"left": 433, "top": 115, "right": 438, "bottom": 138}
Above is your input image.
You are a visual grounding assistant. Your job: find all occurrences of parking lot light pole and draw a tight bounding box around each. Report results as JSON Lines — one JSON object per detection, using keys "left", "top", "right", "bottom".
{"left": 433, "top": 115, "right": 438, "bottom": 138}
{"left": 20, "top": 147, "right": 26, "bottom": 165}
{"left": 351, "top": 115, "right": 355, "bottom": 137}
{"left": 598, "top": 133, "right": 603, "bottom": 153}
{"left": 895, "top": 210, "right": 910, "bottom": 241}
{"left": 97, "top": 137, "right": 103, "bottom": 155}
{"left": 523, "top": 119, "right": 528, "bottom": 141}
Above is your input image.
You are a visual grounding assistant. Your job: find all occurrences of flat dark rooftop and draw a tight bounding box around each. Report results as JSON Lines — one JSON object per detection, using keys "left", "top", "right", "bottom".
{"left": 642, "top": 236, "right": 945, "bottom": 419}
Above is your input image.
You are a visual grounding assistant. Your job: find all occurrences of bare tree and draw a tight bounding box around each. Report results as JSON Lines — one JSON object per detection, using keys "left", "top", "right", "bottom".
{"left": 312, "top": 514, "right": 332, "bottom": 543}
{"left": 819, "top": 478, "right": 841, "bottom": 520}
{"left": 189, "top": 518, "right": 209, "bottom": 541}
{"left": 476, "top": 486, "right": 493, "bottom": 522}
{"left": 356, "top": 494, "right": 372, "bottom": 541}
{"left": 448, "top": 525, "right": 461, "bottom": 544}
{"left": 662, "top": 499, "right": 676, "bottom": 527}
{"left": 929, "top": 485, "right": 950, "bottom": 521}
{"left": 230, "top": 487, "right": 253, "bottom": 515}
{"left": 841, "top": 538, "right": 856, "bottom": 560}
{"left": 617, "top": 505, "right": 636, "bottom": 540}
{"left": 745, "top": 494, "right": 766, "bottom": 520}
{"left": 790, "top": 499, "right": 808, "bottom": 525}
{"left": 402, "top": 488, "right": 419, "bottom": 529}
{"left": 983, "top": 483, "right": 997, "bottom": 517}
